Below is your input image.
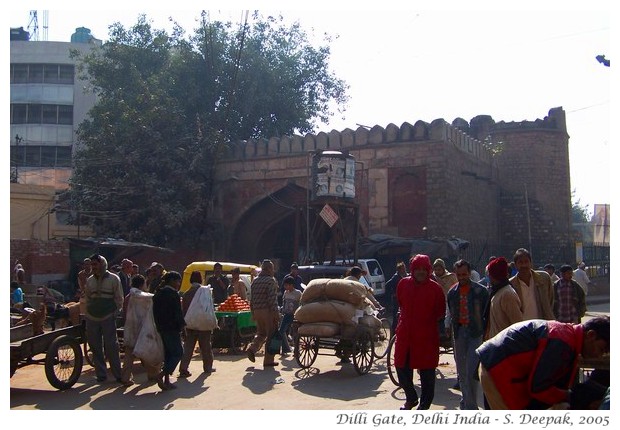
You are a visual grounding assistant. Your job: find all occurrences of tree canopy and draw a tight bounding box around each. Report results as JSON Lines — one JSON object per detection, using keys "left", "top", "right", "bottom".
{"left": 69, "top": 12, "right": 349, "bottom": 248}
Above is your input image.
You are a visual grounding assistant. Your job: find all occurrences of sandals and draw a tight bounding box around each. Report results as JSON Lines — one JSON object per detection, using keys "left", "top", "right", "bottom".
{"left": 399, "top": 399, "right": 419, "bottom": 410}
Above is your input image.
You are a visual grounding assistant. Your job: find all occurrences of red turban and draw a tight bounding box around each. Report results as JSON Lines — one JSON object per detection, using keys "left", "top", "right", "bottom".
{"left": 487, "top": 257, "right": 509, "bottom": 280}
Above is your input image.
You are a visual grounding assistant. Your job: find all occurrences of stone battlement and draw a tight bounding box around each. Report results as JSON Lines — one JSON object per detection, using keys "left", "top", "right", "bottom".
{"left": 225, "top": 117, "right": 495, "bottom": 163}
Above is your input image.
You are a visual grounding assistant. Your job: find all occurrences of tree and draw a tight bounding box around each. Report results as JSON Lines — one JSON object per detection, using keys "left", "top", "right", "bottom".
{"left": 69, "top": 12, "right": 349, "bottom": 248}
{"left": 571, "top": 191, "right": 591, "bottom": 224}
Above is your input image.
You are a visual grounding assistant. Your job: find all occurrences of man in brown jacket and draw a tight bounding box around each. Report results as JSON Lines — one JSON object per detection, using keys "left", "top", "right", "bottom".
{"left": 484, "top": 257, "right": 523, "bottom": 340}
{"left": 509, "top": 248, "right": 554, "bottom": 321}
{"left": 247, "top": 259, "right": 280, "bottom": 368}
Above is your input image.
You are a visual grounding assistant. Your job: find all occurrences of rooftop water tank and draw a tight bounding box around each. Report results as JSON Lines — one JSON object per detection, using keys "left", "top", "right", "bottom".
{"left": 10, "top": 27, "right": 30, "bottom": 41}
{"left": 311, "top": 150, "right": 355, "bottom": 200}
{"left": 71, "top": 27, "right": 93, "bottom": 43}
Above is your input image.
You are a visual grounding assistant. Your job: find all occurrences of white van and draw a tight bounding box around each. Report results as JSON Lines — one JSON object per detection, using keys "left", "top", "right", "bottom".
{"left": 322, "top": 258, "right": 386, "bottom": 298}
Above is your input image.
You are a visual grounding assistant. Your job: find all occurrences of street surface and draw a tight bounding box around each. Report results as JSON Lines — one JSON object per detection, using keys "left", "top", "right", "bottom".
{"left": 9, "top": 307, "right": 609, "bottom": 412}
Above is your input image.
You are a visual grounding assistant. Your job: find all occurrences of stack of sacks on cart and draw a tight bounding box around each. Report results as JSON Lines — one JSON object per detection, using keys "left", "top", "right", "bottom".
{"left": 293, "top": 278, "right": 382, "bottom": 337}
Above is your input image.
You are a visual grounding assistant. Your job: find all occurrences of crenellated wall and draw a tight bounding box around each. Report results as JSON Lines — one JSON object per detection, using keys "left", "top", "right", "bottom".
{"left": 224, "top": 118, "right": 494, "bottom": 164}
{"left": 212, "top": 107, "right": 571, "bottom": 267}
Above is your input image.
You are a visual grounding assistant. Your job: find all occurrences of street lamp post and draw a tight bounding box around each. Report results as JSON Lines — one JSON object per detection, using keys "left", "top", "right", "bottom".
{"left": 13, "top": 134, "right": 22, "bottom": 183}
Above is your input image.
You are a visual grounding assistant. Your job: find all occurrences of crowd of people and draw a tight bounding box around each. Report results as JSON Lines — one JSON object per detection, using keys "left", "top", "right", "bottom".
{"left": 386, "top": 249, "right": 610, "bottom": 411}
{"left": 68, "top": 257, "right": 311, "bottom": 389}
{"left": 10, "top": 253, "right": 609, "bottom": 410}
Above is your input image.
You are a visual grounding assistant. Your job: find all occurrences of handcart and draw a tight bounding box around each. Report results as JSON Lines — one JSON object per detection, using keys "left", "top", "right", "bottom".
{"left": 10, "top": 321, "right": 86, "bottom": 390}
{"left": 212, "top": 310, "right": 257, "bottom": 354}
{"left": 292, "top": 321, "right": 379, "bottom": 375}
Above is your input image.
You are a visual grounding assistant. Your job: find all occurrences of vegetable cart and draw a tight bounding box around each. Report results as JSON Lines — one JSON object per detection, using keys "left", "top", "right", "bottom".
{"left": 212, "top": 310, "right": 257, "bottom": 354}
{"left": 10, "top": 321, "right": 86, "bottom": 390}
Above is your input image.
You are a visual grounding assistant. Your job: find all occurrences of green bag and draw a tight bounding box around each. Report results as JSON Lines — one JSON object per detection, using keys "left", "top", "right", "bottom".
{"left": 266, "top": 330, "right": 283, "bottom": 355}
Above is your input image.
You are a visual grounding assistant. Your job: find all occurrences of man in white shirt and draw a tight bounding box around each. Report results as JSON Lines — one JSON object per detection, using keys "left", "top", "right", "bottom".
{"left": 573, "top": 262, "right": 594, "bottom": 296}
{"left": 509, "top": 248, "right": 555, "bottom": 321}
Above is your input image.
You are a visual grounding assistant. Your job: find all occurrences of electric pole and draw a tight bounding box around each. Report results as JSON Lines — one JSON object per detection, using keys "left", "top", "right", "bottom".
{"left": 12, "top": 134, "right": 22, "bottom": 183}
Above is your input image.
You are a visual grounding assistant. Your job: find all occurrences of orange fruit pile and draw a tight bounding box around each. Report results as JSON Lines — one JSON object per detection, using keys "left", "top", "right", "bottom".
{"left": 217, "top": 294, "right": 250, "bottom": 312}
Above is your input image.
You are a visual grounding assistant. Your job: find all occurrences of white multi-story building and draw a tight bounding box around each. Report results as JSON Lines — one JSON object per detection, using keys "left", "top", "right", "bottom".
{"left": 10, "top": 26, "right": 100, "bottom": 190}
{"left": 10, "top": 26, "right": 99, "bottom": 240}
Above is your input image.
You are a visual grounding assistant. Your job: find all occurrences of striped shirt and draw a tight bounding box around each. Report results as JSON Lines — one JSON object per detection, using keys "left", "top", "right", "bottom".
{"left": 250, "top": 274, "right": 279, "bottom": 312}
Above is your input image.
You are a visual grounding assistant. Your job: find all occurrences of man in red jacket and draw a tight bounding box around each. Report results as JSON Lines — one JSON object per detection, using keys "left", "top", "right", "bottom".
{"left": 477, "top": 316, "right": 609, "bottom": 409}
{"left": 393, "top": 254, "right": 446, "bottom": 410}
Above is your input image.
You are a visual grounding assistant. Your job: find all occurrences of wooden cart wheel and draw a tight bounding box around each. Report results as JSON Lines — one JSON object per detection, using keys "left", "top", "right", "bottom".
{"left": 386, "top": 335, "right": 400, "bottom": 386}
{"left": 372, "top": 318, "right": 391, "bottom": 359}
{"left": 45, "top": 335, "right": 83, "bottom": 390}
{"left": 294, "top": 335, "right": 319, "bottom": 368}
{"left": 353, "top": 330, "right": 374, "bottom": 375}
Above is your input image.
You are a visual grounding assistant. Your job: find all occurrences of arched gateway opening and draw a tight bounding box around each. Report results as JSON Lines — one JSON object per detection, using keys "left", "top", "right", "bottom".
{"left": 230, "top": 183, "right": 363, "bottom": 270}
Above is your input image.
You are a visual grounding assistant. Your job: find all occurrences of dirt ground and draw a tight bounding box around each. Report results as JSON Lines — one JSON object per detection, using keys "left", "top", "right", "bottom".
{"left": 9, "top": 343, "right": 465, "bottom": 411}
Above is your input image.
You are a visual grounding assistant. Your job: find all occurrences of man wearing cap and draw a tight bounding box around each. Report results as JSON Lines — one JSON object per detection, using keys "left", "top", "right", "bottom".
{"left": 483, "top": 257, "right": 523, "bottom": 341}
{"left": 553, "top": 264, "right": 587, "bottom": 323}
{"left": 207, "top": 262, "right": 230, "bottom": 305}
{"left": 394, "top": 254, "right": 446, "bottom": 410}
{"left": 84, "top": 254, "right": 125, "bottom": 383}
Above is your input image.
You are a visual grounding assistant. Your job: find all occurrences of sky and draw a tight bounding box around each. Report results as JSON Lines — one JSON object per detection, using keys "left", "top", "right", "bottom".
{"left": 5, "top": 1, "right": 614, "bottom": 216}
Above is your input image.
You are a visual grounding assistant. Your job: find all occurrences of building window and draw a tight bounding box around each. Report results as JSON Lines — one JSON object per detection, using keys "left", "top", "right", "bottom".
{"left": 10, "top": 63, "right": 75, "bottom": 84}
{"left": 29, "top": 64, "right": 44, "bottom": 83}
{"left": 42, "top": 104, "right": 58, "bottom": 124}
{"left": 24, "top": 146, "right": 41, "bottom": 166}
{"left": 43, "top": 64, "right": 59, "bottom": 82}
{"left": 11, "top": 104, "right": 27, "bottom": 123}
{"left": 41, "top": 146, "right": 57, "bottom": 167}
{"left": 58, "top": 105, "right": 73, "bottom": 124}
{"left": 10, "top": 145, "right": 73, "bottom": 168}
{"left": 58, "top": 65, "right": 74, "bottom": 84}
{"left": 12, "top": 64, "right": 28, "bottom": 83}
{"left": 27, "top": 104, "right": 42, "bottom": 123}
{"left": 10, "top": 103, "right": 73, "bottom": 125}
{"left": 56, "top": 146, "right": 72, "bottom": 167}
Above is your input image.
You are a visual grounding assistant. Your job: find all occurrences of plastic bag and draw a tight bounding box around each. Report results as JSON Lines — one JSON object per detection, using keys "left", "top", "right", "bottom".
{"left": 123, "top": 291, "right": 154, "bottom": 349}
{"left": 184, "top": 286, "right": 218, "bottom": 331}
{"left": 133, "top": 305, "right": 164, "bottom": 366}
{"left": 266, "top": 330, "right": 283, "bottom": 355}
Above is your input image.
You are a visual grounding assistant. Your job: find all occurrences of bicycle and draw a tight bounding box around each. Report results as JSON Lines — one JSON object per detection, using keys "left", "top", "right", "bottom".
{"left": 385, "top": 325, "right": 453, "bottom": 388}
{"left": 385, "top": 334, "right": 399, "bottom": 386}
{"left": 372, "top": 307, "right": 391, "bottom": 360}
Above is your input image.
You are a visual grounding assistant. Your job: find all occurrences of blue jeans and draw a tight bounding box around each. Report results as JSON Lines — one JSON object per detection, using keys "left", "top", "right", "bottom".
{"left": 159, "top": 330, "right": 183, "bottom": 376}
{"left": 279, "top": 313, "right": 294, "bottom": 353}
{"left": 453, "top": 326, "right": 482, "bottom": 410}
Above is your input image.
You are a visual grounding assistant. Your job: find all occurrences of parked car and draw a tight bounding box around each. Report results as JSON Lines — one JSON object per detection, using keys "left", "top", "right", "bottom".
{"left": 322, "top": 258, "right": 386, "bottom": 297}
